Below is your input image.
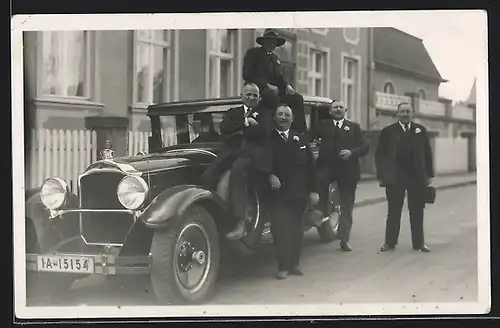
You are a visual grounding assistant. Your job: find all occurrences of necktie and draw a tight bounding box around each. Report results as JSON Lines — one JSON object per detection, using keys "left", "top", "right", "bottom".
{"left": 280, "top": 132, "right": 287, "bottom": 141}
{"left": 404, "top": 124, "right": 409, "bottom": 132}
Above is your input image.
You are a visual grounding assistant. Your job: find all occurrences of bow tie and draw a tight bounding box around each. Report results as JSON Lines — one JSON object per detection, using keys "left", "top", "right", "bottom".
{"left": 267, "top": 52, "right": 273, "bottom": 56}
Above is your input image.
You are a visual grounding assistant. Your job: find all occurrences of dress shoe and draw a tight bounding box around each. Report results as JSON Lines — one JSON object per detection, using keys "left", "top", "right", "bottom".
{"left": 289, "top": 267, "right": 304, "bottom": 276}
{"left": 340, "top": 241, "right": 352, "bottom": 252}
{"left": 414, "top": 245, "right": 431, "bottom": 252}
{"left": 276, "top": 271, "right": 288, "bottom": 280}
{"left": 380, "top": 244, "right": 395, "bottom": 252}
{"left": 226, "top": 220, "right": 247, "bottom": 240}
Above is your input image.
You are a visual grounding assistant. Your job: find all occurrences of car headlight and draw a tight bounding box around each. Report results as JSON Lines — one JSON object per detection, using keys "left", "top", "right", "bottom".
{"left": 116, "top": 175, "right": 149, "bottom": 210}
{"left": 40, "top": 178, "right": 69, "bottom": 210}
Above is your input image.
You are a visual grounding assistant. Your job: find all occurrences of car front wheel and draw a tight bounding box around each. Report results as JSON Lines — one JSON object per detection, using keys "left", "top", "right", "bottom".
{"left": 150, "top": 204, "right": 220, "bottom": 305}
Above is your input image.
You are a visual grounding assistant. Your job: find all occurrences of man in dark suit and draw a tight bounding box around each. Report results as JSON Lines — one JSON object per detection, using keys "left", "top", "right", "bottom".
{"left": 312, "top": 100, "right": 369, "bottom": 251}
{"left": 375, "top": 101, "right": 434, "bottom": 253}
{"left": 268, "top": 104, "right": 319, "bottom": 279}
{"left": 202, "top": 83, "right": 276, "bottom": 240}
{"left": 242, "top": 29, "right": 307, "bottom": 134}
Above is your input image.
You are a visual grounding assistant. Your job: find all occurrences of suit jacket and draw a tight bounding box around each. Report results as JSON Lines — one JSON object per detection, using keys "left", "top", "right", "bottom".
{"left": 217, "top": 104, "right": 274, "bottom": 173}
{"left": 270, "top": 129, "right": 318, "bottom": 201}
{"left": 375, "top": 122, "right": 434, "bottom": 186}
{"left": 312, "top": 119, "right": 369, "bottom": 184}
{"left": 242, "top": 46, "right": 288, "bottom": 95}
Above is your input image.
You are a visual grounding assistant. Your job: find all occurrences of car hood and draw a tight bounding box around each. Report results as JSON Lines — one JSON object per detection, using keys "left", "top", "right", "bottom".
{"left": 84, "top": 143, "right": 221, "bottom": 175}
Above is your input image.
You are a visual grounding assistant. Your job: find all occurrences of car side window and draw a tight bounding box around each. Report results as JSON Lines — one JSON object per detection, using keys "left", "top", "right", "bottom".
{"left": 190, "top": 113, "right": 224, "bottom": 143}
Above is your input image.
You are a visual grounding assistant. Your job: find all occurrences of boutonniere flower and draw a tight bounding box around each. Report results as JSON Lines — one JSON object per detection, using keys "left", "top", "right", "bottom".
{"left": 252, "top": 112, "right": 259, "bottom": 118}
{"left": 292, "top": 135, "right": 300, "bottom": 142}
{"left": 344, "top": 126, "right": 350, "bottom": 131}
{"left": 415, "top": 128, "right": 421, "bottom": 133}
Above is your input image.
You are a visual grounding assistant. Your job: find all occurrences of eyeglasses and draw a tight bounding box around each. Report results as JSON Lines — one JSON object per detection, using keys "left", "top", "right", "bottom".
{"left": 332, "top": 106, "right": 345, "bottom": 109}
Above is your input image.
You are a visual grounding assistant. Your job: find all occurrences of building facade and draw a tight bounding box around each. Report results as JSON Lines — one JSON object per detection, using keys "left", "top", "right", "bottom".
{"left": 370, "top": 27, "right": 475, "bottom": 137}
{"left": 23, "top": 28, "right": 371, "bottom": 133}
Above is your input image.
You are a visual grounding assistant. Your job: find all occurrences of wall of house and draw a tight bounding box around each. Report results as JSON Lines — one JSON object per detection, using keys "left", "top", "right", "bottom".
{"left": 25, "top": 28, "right": 371, "bottom": 134}
{"left": 293, "top": 28, "right": 370, "bottom": 129}
{"left": 372, "top": 69, "right": 440, "bottom": 101}
{"left": 24, "top": 31, "right": 131, "bottom": 131}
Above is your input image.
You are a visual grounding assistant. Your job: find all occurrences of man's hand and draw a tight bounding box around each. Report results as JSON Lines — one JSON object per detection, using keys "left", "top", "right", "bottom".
{"left": 339, "top": 149, "right": 352, "bottom": 160}
{"left": 247, "top": 117, "right": 259, "bottom": 126}
{"left": 285, "top": 84, "right": 295, "bottom": 95}
{"left": 309, "top": 192, "right": 319, "bottom": 205}
{"left": 267, "top": 83, "right": 279, "bottom": 93}
{"left": 269, "top": 174, "right": 282, "bottom": 190}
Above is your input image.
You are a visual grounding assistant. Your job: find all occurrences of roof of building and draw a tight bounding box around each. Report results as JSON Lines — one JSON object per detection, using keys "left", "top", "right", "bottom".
{"left": 373, "top": 27, "right": 447, "bottom": 83}
{"left": 466, "top": 78, "right": 476, "bottom": 105}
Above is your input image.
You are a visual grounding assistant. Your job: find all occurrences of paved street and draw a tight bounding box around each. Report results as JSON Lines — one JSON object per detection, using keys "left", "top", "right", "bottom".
{"left": 27, "top": 184, "right": 478, "bottom": 306}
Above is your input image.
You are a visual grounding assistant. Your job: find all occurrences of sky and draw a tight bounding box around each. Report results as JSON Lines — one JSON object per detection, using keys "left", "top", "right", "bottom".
{"left": 388, "top": 12, "right": 487, "bottom": 103}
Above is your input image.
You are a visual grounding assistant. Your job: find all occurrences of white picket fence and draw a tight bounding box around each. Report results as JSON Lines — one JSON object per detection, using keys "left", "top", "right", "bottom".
{"left": 26, "top": 129, "right": 98, "bottom": 192}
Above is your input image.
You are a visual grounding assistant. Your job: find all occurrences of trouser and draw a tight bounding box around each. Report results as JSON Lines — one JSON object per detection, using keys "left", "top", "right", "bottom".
{"left": 317, "top": 168, "right": 358, "bottom": 243}
{"left": 260, "top": 88, "right": 307, "bottom": 134}
{"left": 228, "top": 156, "right": 254, "bottom": 222}
{"left": 270, "top": 197, "right": 308, "bottom": 272}
{"left": 384, "top": 183, "right": 425, "bottom": 248}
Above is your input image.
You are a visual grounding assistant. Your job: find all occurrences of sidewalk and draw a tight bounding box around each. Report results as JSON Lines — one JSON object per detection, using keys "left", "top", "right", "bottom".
{"left": 354, "top": 172, "right": 477, "bottom": 208}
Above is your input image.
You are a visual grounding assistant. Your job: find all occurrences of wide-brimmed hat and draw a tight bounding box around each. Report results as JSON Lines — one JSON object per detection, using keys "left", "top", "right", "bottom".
{"left": 256, "top": 29, "right": 286, "bottom": 47}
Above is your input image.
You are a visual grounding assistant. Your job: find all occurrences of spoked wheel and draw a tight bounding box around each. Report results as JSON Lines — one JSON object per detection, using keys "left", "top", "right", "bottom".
{"left": 317, "top": 183, "right": 341, "bottom": 242}
{"left": 150, "top": 205, "right": 220, "bottom": 305}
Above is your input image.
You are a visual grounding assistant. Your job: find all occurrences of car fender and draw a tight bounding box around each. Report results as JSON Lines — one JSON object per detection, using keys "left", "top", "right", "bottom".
{"left": 25, "top": 189, "right": 79, "bottom": 252}
{"left": 140, "top": 185, "right": 228, "bottom": 229}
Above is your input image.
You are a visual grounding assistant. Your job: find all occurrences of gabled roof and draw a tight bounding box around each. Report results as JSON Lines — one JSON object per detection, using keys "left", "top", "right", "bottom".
{"left": 373, "top": 27, "right": 447, "bottom": 83}
{"left": 466, "top": 78, "right": 476, "bottom": 105}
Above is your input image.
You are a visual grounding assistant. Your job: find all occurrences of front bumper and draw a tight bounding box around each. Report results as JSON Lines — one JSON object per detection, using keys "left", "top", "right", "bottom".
{"left": 26, "top": 253, "right": 152, "bottom": 276}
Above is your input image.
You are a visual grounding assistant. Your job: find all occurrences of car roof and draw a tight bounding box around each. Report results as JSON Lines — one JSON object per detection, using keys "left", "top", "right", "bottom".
{"left": 147, "top": 95, "right": 333, "bottom": 116}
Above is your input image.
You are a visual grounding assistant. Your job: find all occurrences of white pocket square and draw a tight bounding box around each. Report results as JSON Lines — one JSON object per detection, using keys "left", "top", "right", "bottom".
{"left": 300, "top": 145, "right": 306, "bottom": 149}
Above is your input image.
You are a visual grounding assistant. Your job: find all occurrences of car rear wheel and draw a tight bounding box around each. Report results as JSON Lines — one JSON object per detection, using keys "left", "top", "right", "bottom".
{"left": 150, "top": 204, "right": 220, "bottom": 305}
{"left": 317, "top": 183, "right": 340, "bottom": 243}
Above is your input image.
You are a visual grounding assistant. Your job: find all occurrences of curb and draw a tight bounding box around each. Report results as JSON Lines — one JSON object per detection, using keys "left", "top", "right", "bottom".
{"left": 354, "top": 179, "right": 477, "bottom": 208}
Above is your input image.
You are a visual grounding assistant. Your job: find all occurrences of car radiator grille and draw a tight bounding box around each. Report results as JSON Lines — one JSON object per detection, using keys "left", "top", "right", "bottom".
{"left": 79, "top": 171, "right": 135, "bottom": 245}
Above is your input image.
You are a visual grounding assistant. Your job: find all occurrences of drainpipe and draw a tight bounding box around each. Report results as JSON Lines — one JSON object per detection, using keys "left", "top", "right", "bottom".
{"left": 366, "top": 27, "right": 374, "bottom": 131}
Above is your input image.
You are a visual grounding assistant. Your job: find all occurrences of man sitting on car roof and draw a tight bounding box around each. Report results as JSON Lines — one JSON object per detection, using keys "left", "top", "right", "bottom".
{"left": 242, "top": 28, "right": 307, "bottom": 135}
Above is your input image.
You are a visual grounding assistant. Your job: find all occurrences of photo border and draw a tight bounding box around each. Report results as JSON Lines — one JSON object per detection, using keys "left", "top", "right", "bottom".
{"left": 11, "top": 10, "right": 490, "bottom": 319}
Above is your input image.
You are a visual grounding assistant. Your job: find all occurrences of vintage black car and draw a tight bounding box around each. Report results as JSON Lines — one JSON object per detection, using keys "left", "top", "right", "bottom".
{"left": 25, "top": 95, "right": 340, "bottom": 305}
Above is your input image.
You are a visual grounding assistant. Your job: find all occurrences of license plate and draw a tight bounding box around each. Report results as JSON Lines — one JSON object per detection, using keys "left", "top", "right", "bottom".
{"left": 37, "top": 255, "right": 94, "bottom": 274}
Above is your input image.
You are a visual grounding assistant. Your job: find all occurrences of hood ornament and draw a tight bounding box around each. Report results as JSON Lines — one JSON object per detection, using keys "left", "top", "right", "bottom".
{"left": 100, "top": 139, "right": 115, "bottom": 160}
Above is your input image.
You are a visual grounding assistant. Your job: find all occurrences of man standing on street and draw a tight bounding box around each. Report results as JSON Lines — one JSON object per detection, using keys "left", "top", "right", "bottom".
{"left": 313, "top": 100, "right": 369, "bottom": 252}
{"left": 242, "top": 29, "right": 307, "bottom": 134}
{"left": 375, "top": 101, "right": 434, "bottom": 252}
{"left": 268, "top": 104, "right": 319, "bottom": 279}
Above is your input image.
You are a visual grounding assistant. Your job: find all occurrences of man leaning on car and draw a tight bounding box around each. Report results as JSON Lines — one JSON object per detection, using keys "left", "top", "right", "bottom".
{"left": 202, "top": 83, "right": 276, "bottom": 240}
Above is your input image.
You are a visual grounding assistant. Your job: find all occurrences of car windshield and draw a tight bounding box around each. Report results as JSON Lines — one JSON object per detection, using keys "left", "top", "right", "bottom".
{"left": 157, "top": 111, "right": 226, "bottom": 146}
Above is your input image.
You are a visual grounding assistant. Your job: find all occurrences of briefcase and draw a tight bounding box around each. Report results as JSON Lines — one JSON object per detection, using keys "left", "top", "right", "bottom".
{"left": 424, "top": 186, "right": 436, "bottom": 204}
